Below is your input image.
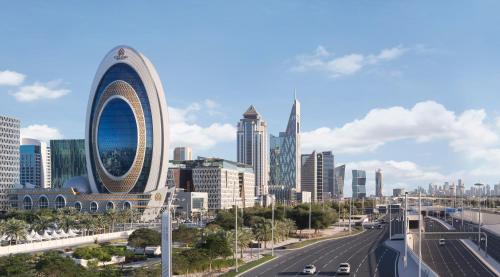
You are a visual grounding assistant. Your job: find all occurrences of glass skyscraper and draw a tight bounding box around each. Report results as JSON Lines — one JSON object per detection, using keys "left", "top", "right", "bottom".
{"left": 334, "top": 165, "right": 345, "bottom": 198}
{"left": 352, "top": 169, "right": 367, "bottom": 199}
{"left": 375, "top": 169, "right": 383, "bottom": 197}
{"left": 50, "top": 139, "right": 87, "bottom": 188}
{"left": 269, "top": 97, "right": 301, "bottom": 202}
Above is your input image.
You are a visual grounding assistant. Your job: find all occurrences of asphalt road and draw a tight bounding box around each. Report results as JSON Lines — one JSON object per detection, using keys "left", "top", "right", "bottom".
{"left": 421, "top": 217, "right": 496, "bottom": 277}
{"left": 241, "top": 215, "right": 398, "bottom": 277}
{"left": 443, "top": 215, "right": 500, "bottom": 263}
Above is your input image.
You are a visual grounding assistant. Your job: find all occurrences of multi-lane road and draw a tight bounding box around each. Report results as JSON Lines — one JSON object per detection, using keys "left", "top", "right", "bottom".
{"left": 421, "top": 217, "right": 496, "bottom": 277}
{"left": 242, "top": 216, "right": 398, "bottom": 277}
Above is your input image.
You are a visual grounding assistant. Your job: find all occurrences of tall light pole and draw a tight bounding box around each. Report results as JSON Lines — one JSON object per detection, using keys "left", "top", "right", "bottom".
{"left": 404, "top": 192, "right": 408, "bottom": 268}
{"left": 418, "top": 190, "right": 422, "bottom": 277}
{"left": 271, "top": 195, "right": 275, "bottom": 256}
{"left": 309, "top": 199, "right": 312, "bottom": 237}
{"left": 349, "top": 197, "right": 352, "bottom": 234}
{"left": 162, "top": 187, "right": 176, "bottom": 277}
{"left": 474, "top": 183, "right": 483, "bottom": 251}
{"left": 389, "top": 199, "right": 392, "bottom": 240}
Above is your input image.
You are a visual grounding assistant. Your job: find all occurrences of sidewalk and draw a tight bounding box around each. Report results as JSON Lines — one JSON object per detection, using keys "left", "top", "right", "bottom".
{"left": 428, "top": 215, "right": 500, "bottom": 276}
{"left": 450, "top": 210, "right": 500, "bottom": 237}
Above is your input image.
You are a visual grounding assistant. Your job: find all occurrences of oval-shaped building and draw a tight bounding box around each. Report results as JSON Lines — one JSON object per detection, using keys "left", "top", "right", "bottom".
{"left": 9, "top": 46, "right": 170, "bottom": 221}
{"left": 86, "top": 46, "right": 169, "bottom": 195}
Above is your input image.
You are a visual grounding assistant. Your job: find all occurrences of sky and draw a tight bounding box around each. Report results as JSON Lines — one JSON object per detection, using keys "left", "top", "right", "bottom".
{"left": 1, "top": 1, "right": 500, "bottom": 196}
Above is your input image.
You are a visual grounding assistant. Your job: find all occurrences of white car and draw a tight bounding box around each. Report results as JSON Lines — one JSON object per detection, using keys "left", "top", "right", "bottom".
{"left": 439, "top": 238, "right": 445, "bottom": 246}
{"left": 302, "top": 264, "right": 316, "bottom": 275}
{"left": 337, "top": 263, "right": 351, "bottom": 275}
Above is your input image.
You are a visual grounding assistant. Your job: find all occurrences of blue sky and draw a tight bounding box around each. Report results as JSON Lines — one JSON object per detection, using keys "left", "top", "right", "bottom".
{"left": 1, "top": 1, "right": 500, "bottom": 195}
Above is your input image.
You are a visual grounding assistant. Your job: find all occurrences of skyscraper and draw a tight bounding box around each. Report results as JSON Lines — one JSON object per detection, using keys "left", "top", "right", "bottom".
{"left": 301, "top": 151, "right": 334, "bottom": 202}
{"left": 375, "top": 169, "right": 383, "bottom": 197}
{"left": 173, "top": 147, "right": 192, "bottom": 161}
{"left": 20, "top": 138, "right": 51, "bottom": 188}
{"left": 352, "top": 169, "right": 366, "bottom": 199}
{"left": 269, "top": 96, "right": 301, "bottom": 202}
{"left": 50, "top": 139, "right": 87, "bottom": 188}
{"left": 237, "top": 105, "right": 269, "bottom": 199}
{"left": 334, "top": 164, "right": 345, "bottom": 198}
{"left": 0, "top": 115, "right": 20, "bottom": 211}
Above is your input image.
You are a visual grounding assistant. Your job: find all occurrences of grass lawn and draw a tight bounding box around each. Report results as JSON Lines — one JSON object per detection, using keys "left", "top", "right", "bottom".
{"left": 284, "top": 229, "right": 363, "bottom": 249}
{"left": 221, "top": 254, "right": 276, "bottom": 277}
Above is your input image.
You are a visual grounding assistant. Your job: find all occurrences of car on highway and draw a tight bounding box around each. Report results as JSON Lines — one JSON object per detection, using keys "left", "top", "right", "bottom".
{"left": 302, "top": 264, "right": 317, "bottom": 275}
{"left": 337, "top": 263, "right": 351, "bottom": 275}
{"left": 439, "top": 238, "right": 446, "bottom": 246}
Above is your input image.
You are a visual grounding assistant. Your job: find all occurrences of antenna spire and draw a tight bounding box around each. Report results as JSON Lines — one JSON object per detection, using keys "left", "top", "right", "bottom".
{"left": 294, "top": 88, "right": 297, "bottom": 100}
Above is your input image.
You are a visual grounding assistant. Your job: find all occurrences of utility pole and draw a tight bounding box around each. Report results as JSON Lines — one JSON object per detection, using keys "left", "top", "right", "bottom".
{"left": 475, "top": 183, "right": 483, "bottom": 251}
{"left": 404, "top": 192, "right": 408, "bottom": 268}
{"left": 271, "top": 196, "right": 275, "bottom": 256}
{"left": 309, "top": 200, "right": 312, "bottom": 237}
{"left": 419, "top": 190, "right": 422, "bottom": 277}
{"left": 389, "top": 200, "right": 392, "bottom": 240}
{"left": 349, "top": 198, "right": 352, "bottom": 234}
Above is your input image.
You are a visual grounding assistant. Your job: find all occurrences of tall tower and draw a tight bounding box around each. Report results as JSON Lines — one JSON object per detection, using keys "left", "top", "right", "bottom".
{"left": 0, "top": 116, "right": 20, "bottom": 211}
{"left": 352, "top": 169, "right": 366, "bottom": 199}
{"left": 375, "top": 169, "right": 383, "bottom": 197}
{"left": 269, "top": 96, "right": 301, "bottom": 202}
{"left": 237, "top": 105, "right": 269, "bottom": 199}
{"left": 20, "top": 138, "right": 51, "bottom": 188}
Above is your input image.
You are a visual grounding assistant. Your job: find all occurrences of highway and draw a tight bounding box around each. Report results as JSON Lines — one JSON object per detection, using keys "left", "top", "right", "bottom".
{"left": 241, "top": 215, "right": 398, "bottom": 277}
{"left": 421, "top": 217, "right": 496, "bottom": 277}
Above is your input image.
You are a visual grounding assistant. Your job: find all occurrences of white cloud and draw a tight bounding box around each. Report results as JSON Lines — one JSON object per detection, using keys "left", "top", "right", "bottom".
{"left": 12, "top": 80, "right": 70, "bottom": 102}
{"left": 302, "top": 101, "right": 497, "bottom": 155}
{"left": 291, "top": 45, "right": 408, "bottom": 77}
{"left": 21, "top": 124, "right": 63, "bottom": 142}
{"left": 169, "top": 100, "right": 236, "bottom": 152}
{"left": 0, "top": 70, "right": 26, "bottom": 86}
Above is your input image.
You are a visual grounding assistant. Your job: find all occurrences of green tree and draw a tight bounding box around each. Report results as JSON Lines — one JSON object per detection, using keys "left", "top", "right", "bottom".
{"left": 173, "top": 224, "right": 200, "bottom": 246}
{"left": 105, "top": 209, "right": 120, "bottom": 232}
{"left": 32, "top": 214, "right": 53, "bottom": 233}
{"left": 3, "top": 218, "right": 28, "bottom": 245}
{"left": 199, "top": 233, "right": 231, "bottom": 272}
{"left": 0, "top": 254, "right": 35, "bottom": 277}
{"left": 36, "top": 251, "right": 90, "bottom": 277}
{"left": 252, "top": 218, "right": 272, "bottom": 248}
{"left": 128, "top": 228, "right": 161, "bottom": 255}
{"left": 214, "top": 209, "right": 243, "bottom": 230}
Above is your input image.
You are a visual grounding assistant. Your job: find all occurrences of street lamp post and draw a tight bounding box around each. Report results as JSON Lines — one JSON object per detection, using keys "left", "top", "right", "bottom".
{"left": 349, "top": 198, "right": 352, "bottom": 234}
{"left": 418, "top": 190, "right": 422, "bottom": 277}
{"left": 404, "top": 192, "right": 408, "bottom": 268}
{"left": 309, "top": 199, "right": 312, "bottom": 237}
{"left": 271, "top": 196, "right": 275, "bottom": 256}
{"left": 474, "top": 183, "right": 483, "bottom": 251}
{"left": 389, "top": 200, "right": 392, "bottom": 240}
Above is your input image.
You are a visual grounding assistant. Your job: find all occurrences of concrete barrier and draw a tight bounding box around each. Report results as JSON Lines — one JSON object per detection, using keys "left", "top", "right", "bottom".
{"left": 0, "top": 230, "right": 134, "bottom": 256}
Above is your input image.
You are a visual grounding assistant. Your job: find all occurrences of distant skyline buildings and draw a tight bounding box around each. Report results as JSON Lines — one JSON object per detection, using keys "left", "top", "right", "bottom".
{"left": 0, "top": 115, "right": 20, "bottom": 211}
{"left": 237, "top": 105, "right": 269, "bottom": 199}
{"left": 352, "top": 169, "right": 366, "bottom": 199}
{"left": 269, "top": 96, "right": 301, "bottom": 202}
{"left": 301, "top": 150, "right": 334, "bottom": 202}
{"left": 173, "top": 146, "right": 193, "bottom": 161}
{"left": 375, "top": 169, "right": 383, "bottom": 198}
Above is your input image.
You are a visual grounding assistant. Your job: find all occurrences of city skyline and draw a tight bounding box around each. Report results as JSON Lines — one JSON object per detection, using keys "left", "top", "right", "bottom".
{"left": 2, "top": 1, "right": 500, "bottom": 195}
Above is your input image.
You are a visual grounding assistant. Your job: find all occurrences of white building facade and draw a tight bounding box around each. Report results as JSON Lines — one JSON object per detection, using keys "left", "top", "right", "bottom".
{"left": 237, "top": 105, "right": 269, "bottom": 201}
{"left": 0, "top": 116, "right": 20, "bottom": 211}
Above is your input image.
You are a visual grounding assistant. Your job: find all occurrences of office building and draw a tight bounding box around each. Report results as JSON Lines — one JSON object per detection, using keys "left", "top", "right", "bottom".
{"left": 269, "top": 96, "right": 301, "bottom": 202}
{"left": 237, "top": 105, "right": 269, "bottom": 199}
{"left": 334, "top": 164, "right": 345, "bottom": 198}
{"left": 393, "top": 188, "right": 405, "bottom": 197}
{"left": 11, "top": 46, "right": 170, "bottom": 221}
{"left": 173, "top": 147, "right": 192, "bottom": 161}
{"left": 169, "top": 158, "right": 255, "bottom": 209}
{"left": 352, "top": 170, "right": 366, "bottom": 199}
{"left": 301, "top": 151, "right": 334, "bottom": 202}
{"left": 20, "top": 138, "right": 51, "bottom": 188}
{"left": 0, "top": 116, "right": 20, "bottom": 211}
{"left": 375, "top": 169, "right": 383, "bottom": 197}
{"left": 50, "top": 139, "right": 87, "bottom": 188}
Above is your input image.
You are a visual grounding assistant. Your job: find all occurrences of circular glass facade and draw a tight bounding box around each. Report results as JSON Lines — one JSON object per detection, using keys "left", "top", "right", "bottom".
{"left": 97, "top": 98, "right": 138, "bottom": 177}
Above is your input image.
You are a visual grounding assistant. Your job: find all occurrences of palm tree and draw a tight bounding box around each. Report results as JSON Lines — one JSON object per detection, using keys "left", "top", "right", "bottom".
{"left": 79, "top": 213, "right": 97, "bottom": 236}
{"left": 253, "top": 218, "right": 272, "bottom": 249}
{"left": 32, "top": 214, "right": 53, "bottom": 233}
{"left": 105, "top": 209, "right": 119, "bottom": 232}
{"left": 237, "top": 228, "right": 253, "bottom": 259}
{"left": 95, "top": 215, "right": 108, "bottom": 234}
{"left": 3, "top": 218, "right": 28, "bottom": 245}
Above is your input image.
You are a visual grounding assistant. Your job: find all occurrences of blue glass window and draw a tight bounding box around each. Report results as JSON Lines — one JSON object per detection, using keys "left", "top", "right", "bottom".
{"left": 98, "top": 98, "right": 138, "bottom": 177}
